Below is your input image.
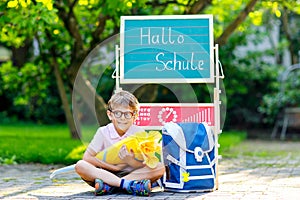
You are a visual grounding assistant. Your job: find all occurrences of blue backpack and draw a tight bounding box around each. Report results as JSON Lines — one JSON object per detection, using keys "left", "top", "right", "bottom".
{"left": 162, "top": 122, "right": 216, "bottom": 192}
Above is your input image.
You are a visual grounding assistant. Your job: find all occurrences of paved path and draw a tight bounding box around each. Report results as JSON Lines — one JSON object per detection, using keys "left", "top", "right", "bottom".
{"left": 1, "top": 140, "right": 300, "bottom": 199}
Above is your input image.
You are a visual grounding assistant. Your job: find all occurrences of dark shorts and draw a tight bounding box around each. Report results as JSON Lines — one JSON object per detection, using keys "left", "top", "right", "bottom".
{"left": 83, "top": 170, "right": 130, "bottom": 187}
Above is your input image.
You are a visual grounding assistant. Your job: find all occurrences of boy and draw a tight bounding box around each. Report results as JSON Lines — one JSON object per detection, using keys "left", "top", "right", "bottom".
{"left": 75, "top": 90, "right": 165, "bottom": 196}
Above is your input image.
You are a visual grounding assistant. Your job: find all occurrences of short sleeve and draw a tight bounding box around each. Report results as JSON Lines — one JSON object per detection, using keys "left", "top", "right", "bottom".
{"left": 87, "top": 127, "right": 105, "bottom": 153}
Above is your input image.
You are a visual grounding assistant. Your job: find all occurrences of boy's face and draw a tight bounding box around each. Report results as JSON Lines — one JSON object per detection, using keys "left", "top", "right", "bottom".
{"left": 107, "top": 105, "right": 137, "bottom": 136}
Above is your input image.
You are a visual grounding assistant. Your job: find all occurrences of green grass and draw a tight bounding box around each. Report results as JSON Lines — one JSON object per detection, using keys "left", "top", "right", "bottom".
{"left": 0, "top": 123, "right": 247, "bottom": 165}
{"left": 0, "top": 123, "right": 84, "bottom": 165}
{"left": 218, "top": 130, "right": 247, "bottom": 156}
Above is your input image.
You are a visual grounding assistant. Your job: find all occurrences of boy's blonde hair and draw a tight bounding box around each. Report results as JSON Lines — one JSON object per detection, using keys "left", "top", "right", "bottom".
{"left": 107, "top": 90, "right": 139, "bottom": 112}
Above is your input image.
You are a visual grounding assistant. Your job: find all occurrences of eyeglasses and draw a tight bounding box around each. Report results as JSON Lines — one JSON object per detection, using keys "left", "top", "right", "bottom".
{"left": 109, "top": 110, "right": 136, "bottom": 119}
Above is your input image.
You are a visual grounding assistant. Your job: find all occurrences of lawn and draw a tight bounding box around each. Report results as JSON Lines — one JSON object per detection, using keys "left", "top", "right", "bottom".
{"left": 218, "top": 130, "right": 247, "bottom": 154}
{"left": 0, "top": 123, "right": 84, "bottom": 165}
{"left": 0, "top": 123, "right": 247, "bottom": 165}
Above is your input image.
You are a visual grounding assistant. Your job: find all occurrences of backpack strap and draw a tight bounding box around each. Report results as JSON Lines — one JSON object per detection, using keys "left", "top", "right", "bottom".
{"left": 162, "top": 122, "right": 194, "bottom": 153}
{"left": 166, "top": 154, "right": 187, "bottom": 170}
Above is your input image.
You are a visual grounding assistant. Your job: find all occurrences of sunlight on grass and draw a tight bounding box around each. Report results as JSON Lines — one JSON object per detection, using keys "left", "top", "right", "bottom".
{"left": 65, "top": 144, "right": 87, "bottom": 160}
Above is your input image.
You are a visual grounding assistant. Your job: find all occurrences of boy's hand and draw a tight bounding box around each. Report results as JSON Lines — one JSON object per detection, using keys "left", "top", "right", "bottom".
{"left": 118, "top": 145, "right": 135, "bottom": 164}
{"left": 118, "top": 145, "right": 145, "bottom": 169}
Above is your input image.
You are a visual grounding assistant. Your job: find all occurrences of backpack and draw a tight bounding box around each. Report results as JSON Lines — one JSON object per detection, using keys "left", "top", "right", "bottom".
{"left": 161, "top": 122, "right": 216, "bottom": 192}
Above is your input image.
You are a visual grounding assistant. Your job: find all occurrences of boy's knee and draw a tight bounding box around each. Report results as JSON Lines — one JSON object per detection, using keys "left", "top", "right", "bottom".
{"left": 156, "top": 162, "right": 165, "bottom": 176}
{"left": 75, "top": 160, "right": 86, "bottom": 175}
{"left": 150, "top": 163, "right": 165, "bottom": 179}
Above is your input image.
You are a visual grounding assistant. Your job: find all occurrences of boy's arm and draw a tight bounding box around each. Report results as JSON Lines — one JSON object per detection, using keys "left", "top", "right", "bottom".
{"left": 83, "top": 147, "right": 126, "bottom": 171}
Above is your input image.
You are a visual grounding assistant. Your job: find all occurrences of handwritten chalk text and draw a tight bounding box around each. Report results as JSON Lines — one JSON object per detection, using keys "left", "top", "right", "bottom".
{"left": 155, "top": 52, "right": 204, "bottom": 71}
{"left": 140, "top": 27, "right": 184, "bottom": 45}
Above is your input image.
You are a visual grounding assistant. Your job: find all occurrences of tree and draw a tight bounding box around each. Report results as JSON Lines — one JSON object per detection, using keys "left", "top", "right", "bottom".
{"left": 1, "top": 0, "right": 299, "bottom": 137}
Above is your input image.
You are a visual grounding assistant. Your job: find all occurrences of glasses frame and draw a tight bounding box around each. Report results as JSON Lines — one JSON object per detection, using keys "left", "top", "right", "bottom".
{"left": 108, "top": 109, "right": 136, "bottom": 119}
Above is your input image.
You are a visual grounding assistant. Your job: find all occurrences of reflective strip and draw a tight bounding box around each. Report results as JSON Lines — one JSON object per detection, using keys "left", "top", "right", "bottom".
{"left": 166, "top": 154, "right": 186, "bottom": 170}
{"left": 188, "top": 175, "right": 215, "bottom": 180}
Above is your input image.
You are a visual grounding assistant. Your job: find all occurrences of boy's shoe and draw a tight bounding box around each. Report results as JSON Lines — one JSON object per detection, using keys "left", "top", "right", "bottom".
{"left": 94, "top": 179, "right": 114, "bottom": 195}
{"left": 124, "top": 179, "right": 151, "bottom": 196}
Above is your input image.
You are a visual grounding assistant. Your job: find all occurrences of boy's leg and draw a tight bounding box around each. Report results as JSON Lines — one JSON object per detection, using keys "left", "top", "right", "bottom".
{"left": 122, "top": 162, "right": 165, "bottom": 183}
{"left": 75, "top": 160, "right": 122, "bottom": 187}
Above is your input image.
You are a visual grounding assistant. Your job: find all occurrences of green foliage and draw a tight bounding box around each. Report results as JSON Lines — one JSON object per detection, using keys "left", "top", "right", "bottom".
{"left": 259, "top": 69, "right": 300, "bottom": 123}
{"left": 220, "top": 32, "right": 284, "bottom": 127}
{"left": 0, "top": 61, "right": 64, "bottom": 123}
{"left": 0, "top": 155, "right": 17, "bottom": 165}
{"left": 65, "top": 145, "right": 87, "bottom": 161}
{"left": 214, "top": 0, "right": 300, "bottom": 128}
{"left": 206, "top": 0, "right": 249, "bottom": 35}
{"left": 1, "top": 0, "right": 58, "bottom": 47}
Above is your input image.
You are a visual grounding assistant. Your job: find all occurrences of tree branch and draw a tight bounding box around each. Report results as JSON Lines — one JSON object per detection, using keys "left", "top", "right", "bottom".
{"left": 185, "top": 0, "right": 212, "bottom": 14}
{"left": 215, "top": 0, "right": 259, "bottom": 46}
{"left": 90, "top": 13, "right": 110, "bottom": 48}
{"left": 54, "top": 0, "right": 85, "bottom": 60}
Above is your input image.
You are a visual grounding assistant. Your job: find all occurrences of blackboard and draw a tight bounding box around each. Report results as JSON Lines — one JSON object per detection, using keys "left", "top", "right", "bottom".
{"left": 120, "top": 15, "right": 214, "bottom": 83}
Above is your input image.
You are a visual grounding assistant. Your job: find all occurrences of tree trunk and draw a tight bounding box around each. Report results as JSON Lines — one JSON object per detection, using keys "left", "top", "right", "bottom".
{"left": 52, "top": 57, "right": 81, "bottom": 139}
{"left": 12, "top": 39, "right": 31, "bottom": 67}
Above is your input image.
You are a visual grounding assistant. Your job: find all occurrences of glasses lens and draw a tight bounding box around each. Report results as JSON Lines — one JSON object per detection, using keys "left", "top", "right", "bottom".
{"left": 124, "top": 112, "right": 133, "bottom": 119}
{"left": 113, "top": 111, "right": 122, "bottom": 118}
